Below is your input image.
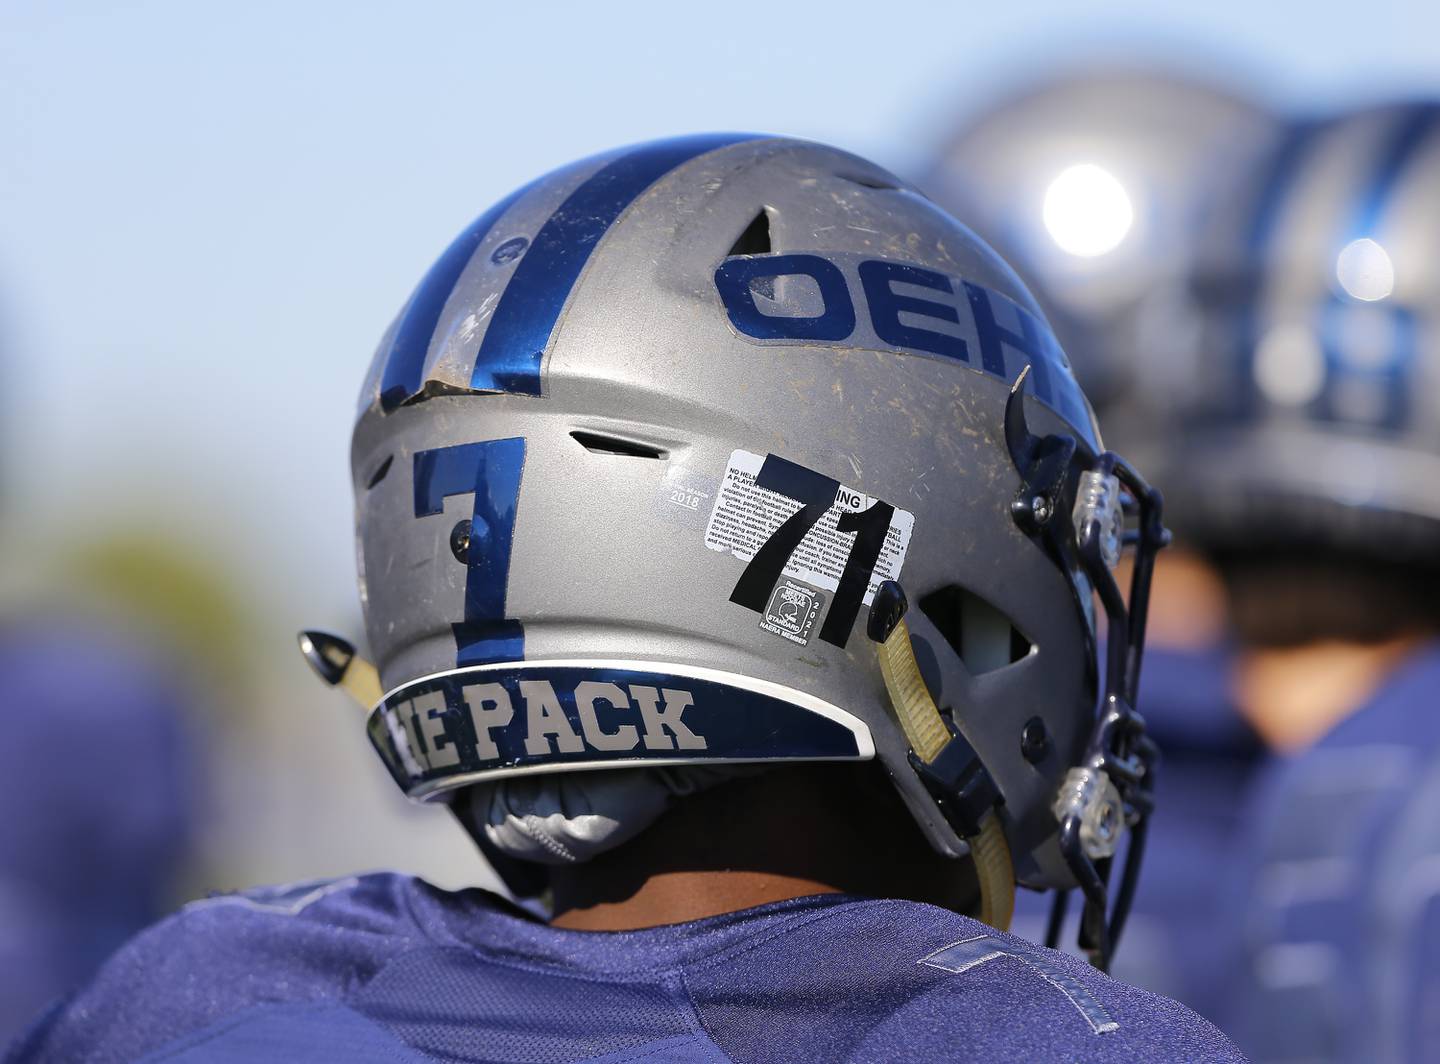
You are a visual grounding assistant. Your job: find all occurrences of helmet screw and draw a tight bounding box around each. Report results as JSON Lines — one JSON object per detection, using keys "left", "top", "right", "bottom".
{"left": 491, "top": 236, "right": 529, "bottom": 265}
{"left": 449, "top": 519, "right": 472, "bottom": 563}
{"left": 1030, "top": 496, "right": 1050, "bottom": 522}
{"left": 1020, "top": 716, "right": 1050, "bottom": 764}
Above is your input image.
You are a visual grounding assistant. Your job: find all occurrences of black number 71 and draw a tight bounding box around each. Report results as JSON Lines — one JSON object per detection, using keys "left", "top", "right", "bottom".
{"left": 729, "top": 454, "right": 896, "bottom": 648}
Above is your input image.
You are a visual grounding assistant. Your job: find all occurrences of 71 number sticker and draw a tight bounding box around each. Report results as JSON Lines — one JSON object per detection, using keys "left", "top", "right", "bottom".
{"left": 703, "top": 451, "right": 914, "bottom": 648}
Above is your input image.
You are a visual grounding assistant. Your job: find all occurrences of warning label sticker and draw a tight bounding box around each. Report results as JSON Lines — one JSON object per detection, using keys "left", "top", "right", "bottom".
{"left": 704, "top": 450, "right": 915, "bottom": 606}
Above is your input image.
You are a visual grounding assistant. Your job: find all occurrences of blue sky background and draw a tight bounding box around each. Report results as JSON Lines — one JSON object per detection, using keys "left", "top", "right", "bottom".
{"left": 2, "top": 0, "right": 1437, "bottom": 626}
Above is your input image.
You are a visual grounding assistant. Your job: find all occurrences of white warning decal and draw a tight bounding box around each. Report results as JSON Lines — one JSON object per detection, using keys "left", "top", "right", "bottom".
{"left": 704, "top": 450, "right": 914, "bottom": 607}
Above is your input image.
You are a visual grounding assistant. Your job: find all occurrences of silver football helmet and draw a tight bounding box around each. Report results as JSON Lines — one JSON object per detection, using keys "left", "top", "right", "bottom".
{"left": 1157, "top": 101, "right": 1440, "bottom": 557}
{"left": 916, "top": 67, "right": 1281, "bottom": 431}
{"left": 305, "top": 134, "right": 1167, "bottom": 970}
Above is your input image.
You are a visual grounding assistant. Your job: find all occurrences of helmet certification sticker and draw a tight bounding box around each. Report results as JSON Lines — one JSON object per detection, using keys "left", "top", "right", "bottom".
{"left": 704, "top": 450, "right": 915, "bottom": 611}
{"left": 759, "top": 578, "right": 825, "bottom": 645}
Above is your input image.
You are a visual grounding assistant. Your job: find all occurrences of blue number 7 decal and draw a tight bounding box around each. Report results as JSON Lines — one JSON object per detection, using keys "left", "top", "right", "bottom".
{"left": 413, "top": 437, "right": 526, "bottom": 666}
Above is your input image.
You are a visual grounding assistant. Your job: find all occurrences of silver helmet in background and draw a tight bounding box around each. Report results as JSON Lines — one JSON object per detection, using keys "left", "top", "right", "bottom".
{"left": 322, "top": 134, "right": 1166, "bottom": 969}
{"left": 915, "top": 67, "right": 1282, "bottom": 436}
{"left": 1158, "top": 100, "right": 1440, "bottom": 558}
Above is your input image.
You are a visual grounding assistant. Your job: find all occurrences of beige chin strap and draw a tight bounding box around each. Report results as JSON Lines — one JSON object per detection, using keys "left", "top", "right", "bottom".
{"left": 298, "top": 631, "right": 384, "bottom": 709}
{"left": 875, "top": 615, "right": 1015, "bottom": 932}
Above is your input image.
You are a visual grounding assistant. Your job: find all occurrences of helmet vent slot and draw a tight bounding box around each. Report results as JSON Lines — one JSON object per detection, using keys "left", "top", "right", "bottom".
{"left": 917, "top": 585, "right": 1034, "bottom": 675}
{"left": 726, "top": 209, "right": 773, "bottom": 257}
{"left": 569, "top": 430, "right": 668, "bottom": 460}
{"left": 364, "top": 455, "right": 394, "bottom": 490}
{"left": 837, "top": 173, "right": 900, "bottom": 191}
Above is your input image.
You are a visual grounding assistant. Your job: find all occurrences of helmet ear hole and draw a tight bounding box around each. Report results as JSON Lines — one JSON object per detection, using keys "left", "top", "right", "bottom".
{"left": 917, "top": 586, "right": 1034, "bottom": 675}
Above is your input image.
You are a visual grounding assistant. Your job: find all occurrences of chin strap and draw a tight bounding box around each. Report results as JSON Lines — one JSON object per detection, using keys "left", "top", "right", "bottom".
{"left": 297, "top": 630, "right": 384, "bottom": 706}
{"left": 868, "top": 583, "right": 1015, "bottom": 932}
{"left": 295, "top": 630, "right": 551, "bottom": 898}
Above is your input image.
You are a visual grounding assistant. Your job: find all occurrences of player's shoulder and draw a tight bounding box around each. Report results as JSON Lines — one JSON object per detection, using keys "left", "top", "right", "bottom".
{"left": 101, "top": 870, "right": 428, "bottom": 977}
{"left": 689, "top": 897, "right": 1246, "bottom": 1063}
{"left": 857, "top": 901, "right": 1245, "bottom": 1062}
{"left": 176, "top": 870, "right": 425, "bottom": 936}
{"left": 6, "top": 872, "right": 432, "bottom": 1064}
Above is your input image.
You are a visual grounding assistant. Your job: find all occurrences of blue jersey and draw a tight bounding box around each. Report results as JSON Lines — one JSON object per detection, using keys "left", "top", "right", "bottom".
{"left": 1110, "top": 643, "right": 1261, "bottom": 1015}
{"left": 1012, "top": 642, "right": 1261, "bottom": 1019}
{"left": 1216, "top": 642, "right": 1440, "bottom": 1063}
{"left": 8, "top": 874, "right": 1240, "bottom": 1063}
{"left": 0, "top": 621, "right": 199, "bottom": 1043}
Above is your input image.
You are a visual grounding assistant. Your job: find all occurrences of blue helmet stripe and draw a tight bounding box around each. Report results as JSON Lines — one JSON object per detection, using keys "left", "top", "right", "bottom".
{"left": 1347, "top": 103, "right": 1439, "bottom": 242}
{"left": 1245, "top": 120, "right": 1320, "bottom": 257}
{"left": 1230, "top": 121, "right": 1322, "bottom": 421}
{"left": 469, "top": 133, "right": 761, "bottom": 396}
{"left": 1318, "top": 104, "right": 1437, "bottom": 432}
{"left": 378, "top": 182, "right": 534, "bottom": 413}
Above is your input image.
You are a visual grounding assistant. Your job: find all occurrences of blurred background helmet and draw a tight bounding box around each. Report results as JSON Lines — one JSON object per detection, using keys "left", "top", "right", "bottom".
{"left": 344, "top": 133, "right": 1160, "bottom": 931}
{"left": 914, "top": 67, "right": 1282, "bottom": 433}
{"left": 1158, "top": 100, "right": 1440, "bottom": 560}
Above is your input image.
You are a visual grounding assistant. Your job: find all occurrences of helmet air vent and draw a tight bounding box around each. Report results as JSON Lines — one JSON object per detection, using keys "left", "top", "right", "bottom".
{"left": 918, "top": 585, "right": 1034, "bottom": 675}
{"left": 569, "top": 430, "right": 669, "bottom": 460}
{"left": 726, "top": 209, "right": 773, "bottom": 257}
{"left": 837, "top": 173, "right": 900, "bottom": 191}
{"left": 364, "top": 454, "right": 394, "bottom": 490}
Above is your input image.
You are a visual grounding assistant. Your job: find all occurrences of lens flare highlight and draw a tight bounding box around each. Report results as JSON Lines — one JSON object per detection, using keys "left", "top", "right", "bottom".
{"left": 1042, "top": 164, "right": 1134, "bottom": 258}
{"left": 1335, "top": 238, "right": 1395, "bottom": 302}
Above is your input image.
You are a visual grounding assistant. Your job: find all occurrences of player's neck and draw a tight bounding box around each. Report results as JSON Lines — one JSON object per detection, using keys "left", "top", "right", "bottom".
{"left": 1234, "top": 635, "right": 1423, "bottom": 753}
{"left": 548, "top": 763, "right": 974, "bottom": 931}
{"left": 550, "top": 867, "right": 845, "bottom": 930}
